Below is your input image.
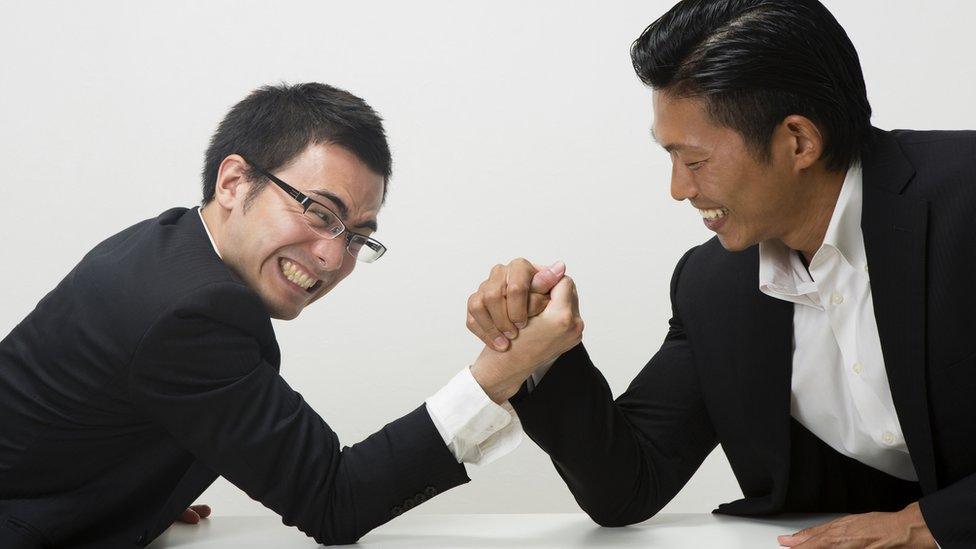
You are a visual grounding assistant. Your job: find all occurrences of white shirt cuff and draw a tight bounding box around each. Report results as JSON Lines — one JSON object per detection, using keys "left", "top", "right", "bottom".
{"left": 425, "top": 366, "right": 523, "bottom": 466}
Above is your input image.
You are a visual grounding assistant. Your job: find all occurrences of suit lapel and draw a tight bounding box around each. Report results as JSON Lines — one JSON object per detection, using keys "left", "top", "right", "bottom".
{"left": 861, "top": 129, "right": 937, "bottom": 493}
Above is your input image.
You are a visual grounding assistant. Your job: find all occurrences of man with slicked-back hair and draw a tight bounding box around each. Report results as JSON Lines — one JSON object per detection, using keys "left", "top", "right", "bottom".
{"left": 465, "top": 1, "right": 976, "bottom": 547}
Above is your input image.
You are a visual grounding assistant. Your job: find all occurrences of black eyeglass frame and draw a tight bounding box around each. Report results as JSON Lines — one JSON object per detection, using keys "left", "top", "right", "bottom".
{"left": 239, "top": 156, "right": 387, "bottom": 263}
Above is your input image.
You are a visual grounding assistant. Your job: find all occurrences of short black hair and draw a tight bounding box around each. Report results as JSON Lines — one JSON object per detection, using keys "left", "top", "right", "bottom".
{"left": 631, "top": 0, "right": 871, "bottom": 171}
{"left": 202, "top": 82, "right": 392, "bottom": 205}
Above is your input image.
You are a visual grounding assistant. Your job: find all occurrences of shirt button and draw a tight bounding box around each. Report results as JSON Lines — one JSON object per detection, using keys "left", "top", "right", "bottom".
{"left": 852, "top": 362, "right": 863, "bottom": 374}
{"left": 831, "top": 292, "right": 844, "bottom": 305}
{"left": 882, "top": 431, "right": 895, "bottom": 444}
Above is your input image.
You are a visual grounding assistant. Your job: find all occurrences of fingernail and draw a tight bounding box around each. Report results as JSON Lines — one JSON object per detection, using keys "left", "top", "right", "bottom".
{"left": 515, "top": 321, "right": 527, "bottom": 329}
{"left": 503, "top": 331, "right": 516, "bottom": 339}
{"left": 493, "top": 336, "right": 508, "bottom": 350}
{"left": 548, "top": 260, "right": 566, "bottom": 276}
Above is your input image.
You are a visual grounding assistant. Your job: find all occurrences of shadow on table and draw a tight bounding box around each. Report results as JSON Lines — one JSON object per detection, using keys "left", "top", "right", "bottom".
{"left": 362, "top": 513, "right": 840, "bottom": 548}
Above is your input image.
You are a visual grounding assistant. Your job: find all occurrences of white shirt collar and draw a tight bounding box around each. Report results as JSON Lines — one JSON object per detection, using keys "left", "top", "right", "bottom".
{"left": 758, "top": 164, "right": 864, "bottom": 303}
{"left": 818, "top": 162, "right": 865, "bottom": 270}
{"left": 196, "top": 206, "right": 222, "bottom": 259}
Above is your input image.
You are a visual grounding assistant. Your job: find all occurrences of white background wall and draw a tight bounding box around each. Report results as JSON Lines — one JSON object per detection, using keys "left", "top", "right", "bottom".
{"left": 1, "top": 1, "right": 974, "bottom": 518}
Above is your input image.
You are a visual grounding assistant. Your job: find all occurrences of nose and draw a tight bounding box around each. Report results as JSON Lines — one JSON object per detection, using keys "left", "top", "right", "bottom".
{"left": 310, "top": 233, "right": 347, "bottom": 273}
{"left": 670, "top": 162, "right": 698, "bottom": 202}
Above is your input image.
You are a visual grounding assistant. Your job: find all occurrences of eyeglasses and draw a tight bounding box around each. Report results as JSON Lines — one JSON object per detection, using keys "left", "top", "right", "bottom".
{"left": 240, "top": 156, "right": 387, "bottom": 263}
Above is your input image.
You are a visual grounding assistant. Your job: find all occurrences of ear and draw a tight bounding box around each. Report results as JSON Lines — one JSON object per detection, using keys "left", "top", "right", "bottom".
{"left": 212, "top": 154, "right": 251, "bottom": 212}
{"left": 779, "top": 115, "right": 824, "bottom": 172}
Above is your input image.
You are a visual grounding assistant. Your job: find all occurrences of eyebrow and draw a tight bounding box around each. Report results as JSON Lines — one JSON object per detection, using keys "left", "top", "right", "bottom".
{"left": 650, "top": 128, "right": 702, "bottom": 153}
{"left": 309, "top": 189, "right": 378, "bottom": 232}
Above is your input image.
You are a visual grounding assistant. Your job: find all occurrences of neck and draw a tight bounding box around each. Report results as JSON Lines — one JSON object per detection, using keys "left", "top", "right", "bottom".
{"left": 779, "top": 165, "right": 847, "bottom": 263}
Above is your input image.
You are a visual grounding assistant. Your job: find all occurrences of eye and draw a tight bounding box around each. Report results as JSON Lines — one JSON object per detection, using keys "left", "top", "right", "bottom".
{"left": 307, "top": 204, "right": 338, "bottom": 226}
{"left": 686, "top": 160, "right": 707, "bottom": 171}
{"left": 314, "top": 210, "right": 334, "bottom": 224}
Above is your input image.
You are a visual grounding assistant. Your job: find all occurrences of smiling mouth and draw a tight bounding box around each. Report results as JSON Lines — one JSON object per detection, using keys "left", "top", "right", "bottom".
{"left": 697, "top": 207, "right": 729, "bottom": 220}
{"left": 279, "top": 258, "right": 322, "bottom": 293}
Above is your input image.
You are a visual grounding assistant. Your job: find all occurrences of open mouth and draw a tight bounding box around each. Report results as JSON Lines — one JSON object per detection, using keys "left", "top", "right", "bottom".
{"left": 279, "top": 258, "right": 322, "bottom": 293}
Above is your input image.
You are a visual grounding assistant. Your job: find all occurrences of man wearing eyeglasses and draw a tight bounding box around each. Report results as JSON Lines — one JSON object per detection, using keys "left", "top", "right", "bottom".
{"left": 0, "top": 82, "right": 583, "bottom": 548}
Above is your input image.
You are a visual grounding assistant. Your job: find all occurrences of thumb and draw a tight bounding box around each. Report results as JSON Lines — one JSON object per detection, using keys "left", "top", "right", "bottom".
{"left": 530, "top": 260, "right": 566, "bottom": 293}
{"left": 547, "top": 275, "right": 575, "bottom": 310}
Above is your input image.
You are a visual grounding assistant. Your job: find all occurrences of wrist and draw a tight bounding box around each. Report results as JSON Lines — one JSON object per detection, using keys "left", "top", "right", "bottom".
{"left": 901, "top": 502, "right": 937, "bottom": 546}
{"left": 470, "top": 352, "right": 526, "bottom": 404}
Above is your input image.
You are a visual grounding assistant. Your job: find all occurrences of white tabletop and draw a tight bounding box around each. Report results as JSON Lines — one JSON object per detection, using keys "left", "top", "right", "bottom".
{"left": 152, "top": 513, "right": 839, "bottom": 548}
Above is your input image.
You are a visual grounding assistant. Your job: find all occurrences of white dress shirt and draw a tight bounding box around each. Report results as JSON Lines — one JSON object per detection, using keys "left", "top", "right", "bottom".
{"left": 758, "top": 164, "right": 916, "bottom": 481}
{"left": 530, "top": 166, "right": 917, "bottom": 482}
{"left": 195, "top": 207, "right": 521, "bottom": 466}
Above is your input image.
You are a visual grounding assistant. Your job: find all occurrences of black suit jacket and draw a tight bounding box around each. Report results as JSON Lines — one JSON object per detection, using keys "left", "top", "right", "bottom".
{"left": 0, "top": 207, "right": 469, "bottom": 548}
{"left": 511, "top": 128, "right": 976, "bottom": 547}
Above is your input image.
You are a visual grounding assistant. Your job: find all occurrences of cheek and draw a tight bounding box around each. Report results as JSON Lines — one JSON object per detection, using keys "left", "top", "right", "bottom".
{"left": 260, "top": 223, "right": 315, "bottom": 262}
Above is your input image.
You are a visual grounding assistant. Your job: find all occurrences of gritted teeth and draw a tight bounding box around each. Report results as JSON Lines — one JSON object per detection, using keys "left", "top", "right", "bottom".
{"left": 698, "top": 207, "right": 729, "bottom": 220}
{"left": 279, "top": 258, "right": 319, "bottom": 291}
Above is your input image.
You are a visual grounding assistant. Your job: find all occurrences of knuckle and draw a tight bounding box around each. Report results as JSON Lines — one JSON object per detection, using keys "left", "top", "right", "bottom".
{"left": 490, "top": 263, "right": 505, "bottom": 275}
{"left": 467, "top": 294, "right": 484, "bottom": 310}
{"left": 507, "top": 282, "right": 528, "bottom": 295}
{"left": 494, "top": 315, "right": 514, "bottom": 328}
{"left": 556, "top": 312, "right": 575, "bottom": 330}
{"left": 483, "top": 287, "right": 503, "bottom": 302}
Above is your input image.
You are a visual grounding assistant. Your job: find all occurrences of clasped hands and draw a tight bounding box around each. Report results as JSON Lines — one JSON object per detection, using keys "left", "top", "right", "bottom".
{"left": 466, "top": 258, "right": 582, "bottom": 404}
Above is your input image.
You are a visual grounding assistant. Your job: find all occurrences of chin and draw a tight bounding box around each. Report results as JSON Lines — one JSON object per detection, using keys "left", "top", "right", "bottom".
{"left": 716, "top": 234, "right": 754, "bottom": 252}
{"left": 260, "top": 295, "right": 304, "bottom": 321}
{"left": 271, "top": 308, "right": 302, "bottom": 321}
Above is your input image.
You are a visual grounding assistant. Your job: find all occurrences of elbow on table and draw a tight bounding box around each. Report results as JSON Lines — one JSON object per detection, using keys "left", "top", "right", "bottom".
{"left": 310, "top": 521, "right": 364, "bottom": 546}
{"left": 314, "top": 532, "right": 362, "bottom": 546}
{"left": 302, "top": 508, "right": 366, "bottom": 546}
{"left": 584, "top": 500, "right": 662, "bottom": 528}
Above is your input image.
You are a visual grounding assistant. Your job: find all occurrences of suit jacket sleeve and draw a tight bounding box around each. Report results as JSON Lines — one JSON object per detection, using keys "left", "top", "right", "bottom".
{"left": 511, "top": 247, "right": 718, "bottom": 526}
{"left": 126, "top": 281, "right": 468, "bottom": 545}
{"left": 919, "top": 473, "right": 976, "bottom": 548}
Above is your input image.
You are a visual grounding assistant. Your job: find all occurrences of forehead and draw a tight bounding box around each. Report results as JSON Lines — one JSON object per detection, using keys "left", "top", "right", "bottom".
{"left": 651, "top": 91, "right": 713, "bottom": 145}
{"left": 651, "top": 91, "right": 750, "bottom": 156}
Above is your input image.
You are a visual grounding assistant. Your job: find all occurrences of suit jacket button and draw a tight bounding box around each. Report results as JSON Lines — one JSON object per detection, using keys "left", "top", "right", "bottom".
{"left": 136, "top": 530, "right": 148, "bottom": 544}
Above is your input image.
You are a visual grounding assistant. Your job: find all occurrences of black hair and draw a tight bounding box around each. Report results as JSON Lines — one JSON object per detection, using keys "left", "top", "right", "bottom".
{"left": 631, "top": 0, "right": 871, "bottom": 171}
{"left": 202, "top": 82, "right": 392, "bottom": 205}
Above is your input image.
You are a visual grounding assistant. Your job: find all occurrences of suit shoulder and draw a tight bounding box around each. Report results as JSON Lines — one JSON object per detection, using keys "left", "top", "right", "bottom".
{"left": 68, "top": 207, "right": 259, "bottom": 329}
{"left": 890, "top": 128, "right": 976, "bottom": 146}
{"left": 673, "top": 237, "right": 758, "bottom": 298}
{"left": 890, "top": 129, "right": 976, "bottom": 173}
